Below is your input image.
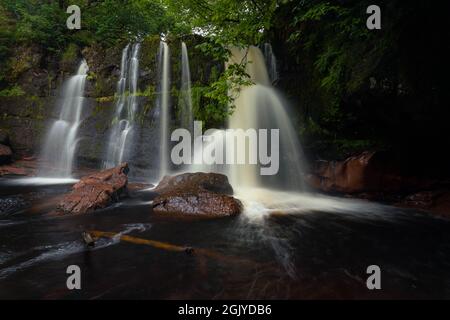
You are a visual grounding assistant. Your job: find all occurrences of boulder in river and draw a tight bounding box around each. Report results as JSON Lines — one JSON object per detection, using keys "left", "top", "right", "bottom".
{"left": 58, "top": 163, "right": 129, "bottom": 214}
{"left": 152, "top": 172, "right": 241, "bottom": 217}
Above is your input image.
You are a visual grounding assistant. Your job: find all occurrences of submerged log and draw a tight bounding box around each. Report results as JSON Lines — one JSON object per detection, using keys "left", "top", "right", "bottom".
{"left": 82, "top": 231, "right": 96, "bottom": 247}
{"left": 89, "top": 229, "right": 256, "bottom": 267}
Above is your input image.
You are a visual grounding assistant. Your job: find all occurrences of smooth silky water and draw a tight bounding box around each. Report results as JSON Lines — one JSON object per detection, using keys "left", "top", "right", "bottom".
{"left": 39, "top": 60, "right": 89, "bottom": 178}
{"left": 104, "top": 43, "right": 141, "bottom": 169}
{"left": 1, "top": 177, "right": 450, "bottom": 299}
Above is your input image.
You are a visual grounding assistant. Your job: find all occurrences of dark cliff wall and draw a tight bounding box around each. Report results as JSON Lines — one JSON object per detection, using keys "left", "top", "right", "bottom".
{"left": 0, "top": 35, "right": 215, "bottom": 175}
{"left": 269, "top": 0, "right": 450, "bottom": 179}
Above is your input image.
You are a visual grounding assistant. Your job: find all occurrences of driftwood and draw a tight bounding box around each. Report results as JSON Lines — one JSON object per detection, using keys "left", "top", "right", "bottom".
{"left": 87, "top": 230, "right": 258, "bottom": 267}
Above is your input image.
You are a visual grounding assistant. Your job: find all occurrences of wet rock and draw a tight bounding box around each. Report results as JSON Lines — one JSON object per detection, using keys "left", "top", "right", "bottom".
{"left": 153, "top": 172, "right": 241, "bottom": 217}
{"left": 396, "top": 189, "right": 450, "bottom": 217}
{"left": 0, "top": 144, "right": 13, "bottom": 165}
{"left": 0, "top": 159, "right": 37, "bottom": 176}
{"left": 82, "top": 231, "right": 96, "bottom": 247}
{"left": 0, "top": 165, "right": 27, "bottom": 176}
{"left": 58, "top": 163, "right": 129, "bottom": 214}
{"left": 305, "top": 151, "right": 435, "bottom": 194}
{"left": 0, "top": 196, "right": 27, "bottom": 214}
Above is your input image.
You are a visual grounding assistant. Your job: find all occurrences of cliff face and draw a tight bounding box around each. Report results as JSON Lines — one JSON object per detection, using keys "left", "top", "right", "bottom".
{"left": 0, "top": 35, "right": 216, "bottom": 175}
{"left": 269, "top": 1, "right": 450, "bottom": 179}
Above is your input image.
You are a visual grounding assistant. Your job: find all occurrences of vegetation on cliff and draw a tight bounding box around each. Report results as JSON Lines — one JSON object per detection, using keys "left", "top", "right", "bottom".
{"left": 1, "top": 0, "right": 449, "bottom": 172}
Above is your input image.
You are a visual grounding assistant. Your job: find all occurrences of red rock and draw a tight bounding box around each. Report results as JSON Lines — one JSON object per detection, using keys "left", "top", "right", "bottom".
{"left": 58, "top": 163, "right": 129, "bottom": 214}
{"left": 305, "top": 151, "right": 435, "bottom": 194}
{"left": 0, "top": 165, "right": 27, "bottom": 176}
{"left": 153, "top": 172, "right": 241, "bottom": 217}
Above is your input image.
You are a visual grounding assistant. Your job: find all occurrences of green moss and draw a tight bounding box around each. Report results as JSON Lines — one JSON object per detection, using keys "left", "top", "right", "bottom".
{"left": 8, "top": 54, "right": 32, "bottom": 80}
{"left": 0, "top": 85, "right": 25, "bottom": 97}
{"left": 95, "top": 96, "right": 114, "bottom": 103}
{"left": 61, "top": 43, "right": 79, "bottom": 66}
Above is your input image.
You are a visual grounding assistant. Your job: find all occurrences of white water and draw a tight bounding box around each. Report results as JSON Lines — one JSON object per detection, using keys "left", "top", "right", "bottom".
{"left": 158, "top": 42, "right": 171, "bottom": 179}
{"left": 40, "top": 60, "right": 88, "bottom": 178}
{"left": 0, "top": 223, "right": 151, "bottom": 280}
{"left": 186, "top": 46, "right": 337, "bottom": 220}
{"left": 190, "top": 46, "right": 304, "bottom": 190}
{"left": 104, "top": 43, "right": 140, "bottom": 168}
{"left": 180, "top": 42, "right": 193, "bottom": 133}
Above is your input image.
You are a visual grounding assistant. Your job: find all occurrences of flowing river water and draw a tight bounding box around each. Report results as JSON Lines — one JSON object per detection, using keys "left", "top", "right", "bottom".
{"left": 1, "top": 177, "right": 450, "bottom": 299}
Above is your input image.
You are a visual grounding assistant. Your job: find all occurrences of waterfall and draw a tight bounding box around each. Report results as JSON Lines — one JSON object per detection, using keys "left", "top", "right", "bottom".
{"left": 263, "top": 43, "right": 279, "bottom": 84}
{"left": 104, "top": 43, "right": 140, "bottom": 169}
{"left": 158, "top": 41, "right": 171, "bottom": 179}
{"left": 180, "top": 42, "right": 193, "bottom": 133}
{"left": 40, "top": 60, "right": 88, "bottom": 178}
{"left": 190, "top": 46, "right": 305, "bottom": 191}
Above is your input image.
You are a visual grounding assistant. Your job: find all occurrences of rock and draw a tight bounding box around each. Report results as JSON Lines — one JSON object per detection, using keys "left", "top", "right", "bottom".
{"left": 396, "top": 189, "right": 450, "bottom": 217}
{"left": 0, "top": 144, "right": 13, "bottom": 165}
{"left": 58, "top": 163, "right": 129, "bottom": 214}
{"left": 305, "top": 151, "right": 435, "bottom": 194}
{"left": 152, "top": 172, "right": 241, "bottom": 217}
{"left": 82, "top": 231, "right": 96, "bottom": 247}
{"left": 0, "top": 158, "right": 37, "bottom": 176}
{"left": 0, "top": 165, "right": 27, "bottom": 176}
{"left": 154, "top": 172, "right": 234, "bottom": 195}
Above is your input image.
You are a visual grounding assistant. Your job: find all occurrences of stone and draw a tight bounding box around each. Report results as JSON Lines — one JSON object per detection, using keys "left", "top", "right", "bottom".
{"left": 305, "top": 151, "right": 435, "bottom": 194}
{"left": 58, "top": 163, "right": 129, "bottom": 214}
{"left": 152, "top": 172, "right": 241, "bottom": 217}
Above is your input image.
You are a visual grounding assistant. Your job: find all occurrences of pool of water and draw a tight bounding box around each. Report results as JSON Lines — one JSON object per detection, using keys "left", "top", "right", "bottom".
{"left": 1, "top": 177, "right": 449, "bottom": 299}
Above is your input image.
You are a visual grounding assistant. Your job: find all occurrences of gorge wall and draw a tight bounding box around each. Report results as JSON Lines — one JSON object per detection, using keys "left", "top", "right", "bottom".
{"left": 268, "top": 1, "right": 450, "bottom": 180}
{"left": 0, "top": 35, "right": 218, "bottom": 178}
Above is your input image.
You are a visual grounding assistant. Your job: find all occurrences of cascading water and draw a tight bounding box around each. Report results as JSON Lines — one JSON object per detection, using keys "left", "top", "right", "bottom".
{"left": 157, "top": 41, "right": 171, "bottom": 179}
{"left": 40, "top": 60, "right": 89, "bottom": 178}
{"left": 188, "top": 46, "right": 310, "bottom": 219}
{"left": 191, "top": 46, "right": 304, "bottom": 190}
{"left": 263, "top": 43, "right": 279, "bottom": 84}
{"left": 104, "top": 43, "right": 140, "bottom": 169}
{"left": 180, "top": 42, "right": 193, "bottom": 133}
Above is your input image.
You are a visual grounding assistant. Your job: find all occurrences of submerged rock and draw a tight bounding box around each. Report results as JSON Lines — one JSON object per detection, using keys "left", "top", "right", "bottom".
{"left": 152, "top": 172, "right": 241, "bottom": 217}
{"left": 396, "top": 189, "right": 450, "bottom": 218}
{"left": 58, "top": 163, "right": 129, "bottom": 214}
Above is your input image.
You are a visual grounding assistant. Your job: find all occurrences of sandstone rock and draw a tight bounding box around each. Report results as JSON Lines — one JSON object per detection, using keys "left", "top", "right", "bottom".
{"left": 152, "top": 172, "right": 241, "bottom": 217}
{"left": 305, "top": 151, "right": 435, "bottom": 194}
{"left": 58, "top": 163, "right": 129, "bottom": 214}
{"left": 0, "top": 144, "right": 13, "bottom": 165}
{"left": 0, "top": 165, "right": 27, "bottom": 176}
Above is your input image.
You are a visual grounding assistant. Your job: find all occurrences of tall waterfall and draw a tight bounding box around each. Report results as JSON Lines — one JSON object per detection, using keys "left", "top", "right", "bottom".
{"left": 104, "top": 43, "right": 140, "bottom": 168}
{"left": 190, "top": 46, "right": 304, "bottom": 191}
{"left": 180, "top": 42, "right": 193, "bottom": 133}
{"left": 158, "top": 41, "right": 171, "bottom": 179}
{"left": 40, "top": 60, "right": 88, "bottom": 178}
